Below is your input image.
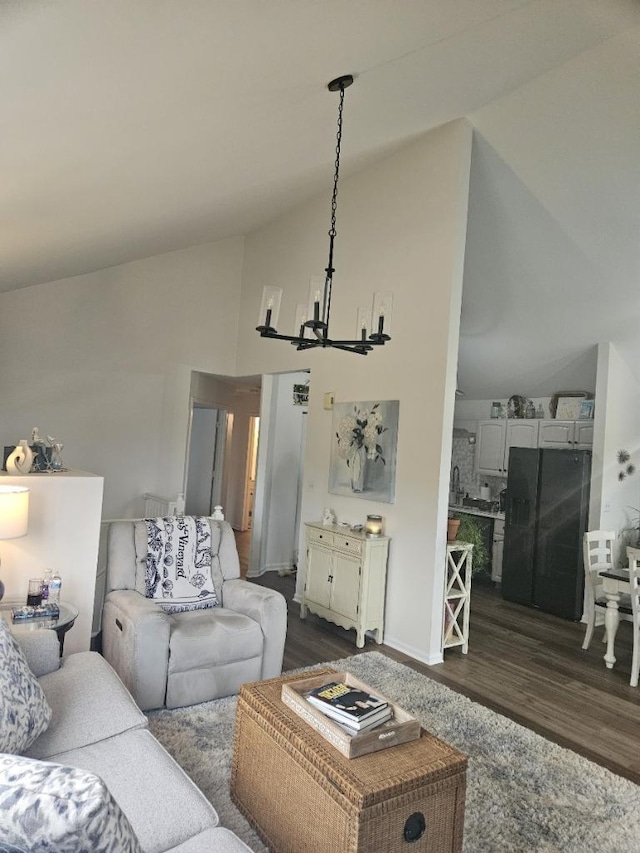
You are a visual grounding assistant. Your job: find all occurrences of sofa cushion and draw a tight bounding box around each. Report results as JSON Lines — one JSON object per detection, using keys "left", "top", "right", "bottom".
{"left": 0, "top": 619, "right": 51, "bottom": 754}
{"left": 168, "top": 608, "right": 263, "bottom": 674}
{"left": 0, "top": 753, "right": 142, "bottom": 853}
{"left": 26, "top": 652, "right": 147, "bottom": 761}
{"left": 50, "top": 727, "right": 219, "bottom": 853}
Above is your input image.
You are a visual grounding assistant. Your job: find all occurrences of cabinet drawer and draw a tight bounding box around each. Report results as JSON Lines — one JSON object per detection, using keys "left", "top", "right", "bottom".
{"left": 308, "top": 527, "right": 334, "bottom": 546}
{"left": 333, "top": 534, "right": 363, "bottom": 555}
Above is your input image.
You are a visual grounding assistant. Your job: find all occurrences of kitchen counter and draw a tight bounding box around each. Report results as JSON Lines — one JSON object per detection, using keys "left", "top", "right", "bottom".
{"left": 449, "top": 504, "right": 505, "bottom": 521}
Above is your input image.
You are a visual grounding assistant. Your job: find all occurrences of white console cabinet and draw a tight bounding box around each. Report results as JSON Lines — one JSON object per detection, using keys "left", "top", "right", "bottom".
{"left": 300, "top": 522, "right": 389, "bottom": 648}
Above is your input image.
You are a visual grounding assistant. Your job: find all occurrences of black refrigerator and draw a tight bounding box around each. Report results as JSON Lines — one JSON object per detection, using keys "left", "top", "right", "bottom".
{"left": 501, "top": 447, "right": 591, "bottom": 620}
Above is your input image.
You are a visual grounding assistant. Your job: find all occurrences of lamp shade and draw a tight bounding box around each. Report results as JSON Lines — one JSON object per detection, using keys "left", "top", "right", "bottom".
{"left": 0, "top": 486, "right": 29, "bottom": 539}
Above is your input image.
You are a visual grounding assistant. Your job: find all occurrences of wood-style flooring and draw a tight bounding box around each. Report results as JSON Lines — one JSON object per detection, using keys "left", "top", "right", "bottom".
{"left": 252, "top": 571, "right": 640, "bottom": 786}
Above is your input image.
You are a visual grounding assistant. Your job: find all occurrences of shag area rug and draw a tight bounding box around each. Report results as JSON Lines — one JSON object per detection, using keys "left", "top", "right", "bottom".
{"left": 147, "top": 652, "right": 640, "bottom": 852}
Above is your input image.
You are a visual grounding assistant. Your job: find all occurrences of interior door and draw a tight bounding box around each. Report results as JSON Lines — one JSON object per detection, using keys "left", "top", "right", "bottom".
{"left": 185, "top": 405, "right": 228, "bottom": 516}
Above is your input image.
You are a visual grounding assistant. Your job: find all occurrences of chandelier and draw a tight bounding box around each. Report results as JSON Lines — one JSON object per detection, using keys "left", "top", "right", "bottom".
{"left": 256, "top": 74, "right": 392, "bottom": 355}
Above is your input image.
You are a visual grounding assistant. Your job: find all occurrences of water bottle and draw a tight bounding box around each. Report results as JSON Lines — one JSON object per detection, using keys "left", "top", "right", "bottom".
{"left": 48, "top": 571, "right": 62, "bottom": 604}
{"left": 41, "top": 569, "right": 53, "bottom": 601}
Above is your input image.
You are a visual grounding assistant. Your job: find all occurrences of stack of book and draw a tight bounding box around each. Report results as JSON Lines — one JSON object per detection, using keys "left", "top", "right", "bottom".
{"left": 305, "top": 680, "right": 392, "bottom": 734}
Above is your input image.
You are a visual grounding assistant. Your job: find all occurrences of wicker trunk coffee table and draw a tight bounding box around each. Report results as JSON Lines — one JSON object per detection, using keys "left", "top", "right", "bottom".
{"left": 231, "top": 669, "right": 467, "bottom": 853}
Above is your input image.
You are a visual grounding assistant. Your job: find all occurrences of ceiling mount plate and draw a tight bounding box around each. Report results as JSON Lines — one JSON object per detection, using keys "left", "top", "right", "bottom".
{"left": 328, "top": 74, "right": 354, "bottom": 92}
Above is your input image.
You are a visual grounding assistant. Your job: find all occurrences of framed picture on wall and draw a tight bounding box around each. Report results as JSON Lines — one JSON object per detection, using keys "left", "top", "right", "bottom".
{"left": 328, "top": 400, "right": 399, "bottom": 503}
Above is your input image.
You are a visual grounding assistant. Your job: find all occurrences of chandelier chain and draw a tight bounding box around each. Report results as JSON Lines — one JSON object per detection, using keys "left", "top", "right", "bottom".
{"left": 329, "top": 83, "right": 345, "bottom": 240}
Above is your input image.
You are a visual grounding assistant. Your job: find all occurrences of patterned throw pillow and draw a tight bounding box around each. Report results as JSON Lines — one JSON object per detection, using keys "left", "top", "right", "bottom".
{"left": 0, "top": 619, "right": 52, "bottom": 754}
{"left": 0, "top": 754, "right": 142, "bottom": 853}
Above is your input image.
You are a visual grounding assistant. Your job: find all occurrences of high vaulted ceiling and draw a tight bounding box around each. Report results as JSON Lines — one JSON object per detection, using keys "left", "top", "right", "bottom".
{"left": 3, "top": 1, "right": 640, "bottom": 397}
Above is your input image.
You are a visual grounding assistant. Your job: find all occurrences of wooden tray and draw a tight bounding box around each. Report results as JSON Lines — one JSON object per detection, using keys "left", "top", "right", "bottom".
{"left": 281, "top": 670, "right": 421, "bottom": 759}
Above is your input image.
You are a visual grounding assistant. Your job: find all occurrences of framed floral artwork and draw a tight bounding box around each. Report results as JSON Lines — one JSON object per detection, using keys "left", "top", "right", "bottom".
{"left": 328, "top": 400, "right": 399, "bottom": 503}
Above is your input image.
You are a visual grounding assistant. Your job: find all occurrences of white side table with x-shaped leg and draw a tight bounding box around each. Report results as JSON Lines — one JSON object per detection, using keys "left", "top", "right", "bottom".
{"left": 443, "top": 542, "right": 474, "bottom": 654}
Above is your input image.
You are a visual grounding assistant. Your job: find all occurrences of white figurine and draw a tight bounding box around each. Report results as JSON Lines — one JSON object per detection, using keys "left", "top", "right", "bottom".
{"left": 322, "top": 507, "right": 336, "bottom": 526}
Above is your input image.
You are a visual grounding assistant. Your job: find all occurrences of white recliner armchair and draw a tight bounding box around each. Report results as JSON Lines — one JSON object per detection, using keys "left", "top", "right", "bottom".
{"left": 102, "top": 518, "right": 287, "bottom": 710}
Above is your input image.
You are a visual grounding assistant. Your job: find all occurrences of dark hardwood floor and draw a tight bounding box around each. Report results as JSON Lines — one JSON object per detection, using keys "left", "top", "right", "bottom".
{"left": 252, "top": 571, "right": 640, "bottom": 785}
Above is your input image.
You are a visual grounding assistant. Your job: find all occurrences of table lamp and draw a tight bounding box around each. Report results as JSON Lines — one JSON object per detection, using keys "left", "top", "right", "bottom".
{"left": 0, "top": 486, "right": 30, "bottom": 601}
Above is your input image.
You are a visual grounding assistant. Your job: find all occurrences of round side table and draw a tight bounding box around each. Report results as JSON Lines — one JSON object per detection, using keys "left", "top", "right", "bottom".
{"left": 0, "top": 600, "right": 79, "bottom": 655}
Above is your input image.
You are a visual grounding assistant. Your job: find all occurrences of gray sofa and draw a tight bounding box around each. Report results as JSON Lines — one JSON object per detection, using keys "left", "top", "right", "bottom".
{"left": 102, "top": 518, "right": 287, "bottom": 710}
{"left": 13, "top": 630, "right": 253, "bottom": 852}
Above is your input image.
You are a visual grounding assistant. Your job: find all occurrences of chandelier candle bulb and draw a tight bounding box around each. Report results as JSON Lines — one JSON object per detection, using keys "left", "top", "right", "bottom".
{"left": 366, "top": 515, "right": 384, "bottom": 537}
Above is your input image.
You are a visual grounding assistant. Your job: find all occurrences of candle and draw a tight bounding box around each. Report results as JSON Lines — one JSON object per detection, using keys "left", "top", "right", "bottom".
{"left": 365, "top": 515, "right": 384, "bottom": 537}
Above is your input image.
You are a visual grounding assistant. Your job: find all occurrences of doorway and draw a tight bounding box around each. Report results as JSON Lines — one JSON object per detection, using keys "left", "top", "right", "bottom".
{"left": 185, "top": 404, "right": 228, "bottom": 516}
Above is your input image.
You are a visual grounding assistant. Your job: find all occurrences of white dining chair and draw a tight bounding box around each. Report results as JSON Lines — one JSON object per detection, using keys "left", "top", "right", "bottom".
{"left": 626, "top": 546, "right": 640, "bottom": 688}
{"left": 582, "top": 530, "right": 633, "bottom": 651}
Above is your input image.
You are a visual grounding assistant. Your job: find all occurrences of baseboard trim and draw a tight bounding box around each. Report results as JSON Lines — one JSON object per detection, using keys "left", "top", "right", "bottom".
{"left": 382, "top": 634, "right": 443, "bottom": 666}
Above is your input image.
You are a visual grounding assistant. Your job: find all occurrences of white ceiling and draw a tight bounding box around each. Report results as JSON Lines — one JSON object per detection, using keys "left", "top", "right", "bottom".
{"left": 3, "top": 1, "right": 640, "bottom": 396}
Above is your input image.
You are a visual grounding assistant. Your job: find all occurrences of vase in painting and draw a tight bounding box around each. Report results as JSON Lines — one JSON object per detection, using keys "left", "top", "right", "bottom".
{"left": 349, "top": 445, "right": 366, "bottom": 493}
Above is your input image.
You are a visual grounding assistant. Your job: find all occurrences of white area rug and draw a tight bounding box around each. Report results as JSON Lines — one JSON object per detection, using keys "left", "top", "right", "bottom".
{"left": 148, "top": 651, "right": 640, "bottom": 852}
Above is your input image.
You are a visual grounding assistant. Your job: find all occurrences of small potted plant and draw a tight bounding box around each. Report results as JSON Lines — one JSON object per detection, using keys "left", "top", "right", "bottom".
{"left": 447, "top": 515, "right": 461, "bottom": 542}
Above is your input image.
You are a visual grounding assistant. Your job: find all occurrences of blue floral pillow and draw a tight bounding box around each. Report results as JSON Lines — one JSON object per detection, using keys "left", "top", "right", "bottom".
{"left": 0, "top": 618, "right": 52, "bottom": 753}
{"left": 0, "top": 754, "right": 142, "bottom": 853}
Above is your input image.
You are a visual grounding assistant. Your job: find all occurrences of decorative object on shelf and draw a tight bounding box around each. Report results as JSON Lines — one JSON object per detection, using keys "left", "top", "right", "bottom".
{"left": 525, "top": 400, "right": 536, "bottom": 419}
{"left": 5, "top": 441, "right": 33, "bottom": 475}
{"left": 0, "top": 486, "right": 29, "bottom": 601}
{"left": 322, "top": 507, "right": 336, "bottom": 526}
{"left": 365, "top": 515, "right": 384, "bottom": 537}
{"left": 329, "top": 400, "right": 399, "bottom": 503}
{"left": 211, "top": 506, "right": 224, "bottom": 521}
{"left": 255, "top": 74, "right": 392, "bottom": 356}
{"left": 555, "top": 396, "right": 586, "bottom": 420}
{"left": 506, "top": 395, "right": 527, "bottom": 419}
{"left": 28, "top": 427, "right": 67, "bottom": 472}
{"left": 490, "top": 402, "right": 502, "bottom": 419}
{"left": 579, "top": 400, "right": 594, "bottom": 419}
{"left": 548, "top": 391, "right": 591, "bottom": 419}
{"left": 447, "top": 517, "right": 461, "bottom": 542}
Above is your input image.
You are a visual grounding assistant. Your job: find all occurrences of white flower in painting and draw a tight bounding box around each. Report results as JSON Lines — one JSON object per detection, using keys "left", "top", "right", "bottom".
{"left": 335, "top": 404, "right": 387, "bottom": 465}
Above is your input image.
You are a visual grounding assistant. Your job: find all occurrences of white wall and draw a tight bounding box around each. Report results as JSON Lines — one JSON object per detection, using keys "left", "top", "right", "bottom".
{"left": 592, "top": 342, "right": 640, "bottom": 565}
{"left": 0, "top": 240, "right": 244, "bottom": 519}
{"left": 0, "top": 471, "right": 103, "bottom": 655}
{"left": 236, "top": 121, "right": 473, "bottom": 663}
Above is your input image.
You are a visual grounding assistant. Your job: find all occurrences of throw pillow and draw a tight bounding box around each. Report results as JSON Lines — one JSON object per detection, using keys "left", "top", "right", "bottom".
{"left": 0, "top": 619, "right": 52, "bottom": 754}
{"left": 0, "top": 753, "right": 142, "bottom": 853}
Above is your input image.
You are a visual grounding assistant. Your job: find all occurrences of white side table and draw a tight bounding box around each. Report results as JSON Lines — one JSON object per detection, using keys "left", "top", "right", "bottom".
{"left": 443, "top": 542, "right": 473, "bottom": 654}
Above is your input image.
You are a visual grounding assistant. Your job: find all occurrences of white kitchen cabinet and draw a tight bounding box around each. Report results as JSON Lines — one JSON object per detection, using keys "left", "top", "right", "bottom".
{"left": 300, "top": 522, "right": 389, "bottom": 648}
{"left": 476, "top": 419, "right": 539, "bottom": 477}
{"left": 538, "top": 420, "right": 593, "bottom": 449}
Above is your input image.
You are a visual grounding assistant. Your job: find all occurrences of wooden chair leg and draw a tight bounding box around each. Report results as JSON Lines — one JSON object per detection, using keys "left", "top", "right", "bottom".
{"left": 582, "top": 614, "right": 596, "bottom": 650}
{"left": 631, "top": 624, "right": 639, "bottom": 688}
